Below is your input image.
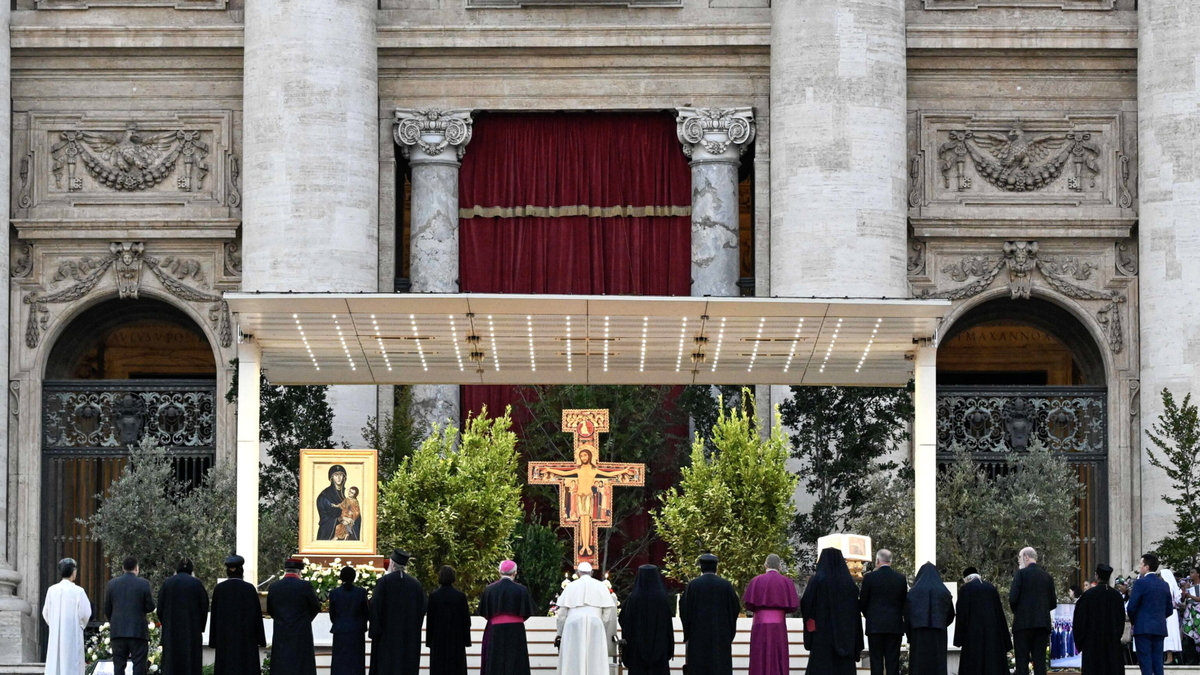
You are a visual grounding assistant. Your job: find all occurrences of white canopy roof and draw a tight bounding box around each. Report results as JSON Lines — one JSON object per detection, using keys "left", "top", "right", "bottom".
{"left": 226, "top": 293, "right": 950, "bottom": 387}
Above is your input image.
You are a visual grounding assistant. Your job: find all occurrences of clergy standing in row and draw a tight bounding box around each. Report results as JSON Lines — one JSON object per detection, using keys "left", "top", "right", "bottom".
{"left": 859, "top": 549, "right": 907, "bottom": 675}
{"left": 427, "top": 565, "right": 472, "bottom": 675}
{"left": 209, "top": 555, "right": 266, "bottom": 675}
{"left": 330, "top": 566, "right": 371, "bottom": 675}
{"left": 904, "top": 563, "right": 954, "bottom": 675}
{"left": 158, "top": 558, "right": 210, "bottom": 675}
{"left": 268, "top": 558, "right": 321, "bottom": 675}
{"left": 1073, "top": 563, "right": 1126, "bottom": 675}
{"left": 743, "top": 554, "right": 798, "bottom": 675}
{"left": 618, "top": 565, "right": 674, "bottom": 675}
{"left": 43, "top": 558, "right": 92, "bottom": 675}
{"left": 679, "top": 554, "right": 740, "bottom": 675}
{"left": 953, "top": 568, "right": 1011, "bottom": 675}
{"left": 371, "top": 549, "right": 427, "bottom": 675}
{"left": 478, "top": 560, "right": 534, "bottom": 675}
{"left": 556, "top": 562, "right": 617, "bottom": 675}
{"left": 800, "top": 548, "right": 863, "bottom": 675}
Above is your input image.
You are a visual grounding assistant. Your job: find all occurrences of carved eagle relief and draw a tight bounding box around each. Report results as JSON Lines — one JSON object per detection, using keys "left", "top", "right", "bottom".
{"left": 939, "top": 128, "right": 1101, "bottom": 193}
{"left": 51, "top": 125, "right": 210, "bottom": 192}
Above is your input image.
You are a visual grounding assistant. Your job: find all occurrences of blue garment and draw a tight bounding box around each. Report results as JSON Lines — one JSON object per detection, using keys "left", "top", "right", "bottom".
{"left": 1127, "top": 574, "right": 1173, "bottom": 637}
{"left": 1134, "top": 634, "right": 1165, "bottom": 675}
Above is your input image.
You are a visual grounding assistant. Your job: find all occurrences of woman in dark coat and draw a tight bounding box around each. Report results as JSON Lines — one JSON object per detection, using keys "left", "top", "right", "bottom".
{"left": 618, "top": 565, "right": 675, "bottom": 675}
{"left": 904, "top": 562, "right": 955, "bottom": 675}
{"left": 426, "top": 566, "right": 473, "bottom": 675}
{"left": 329, "top": 566, "right": 371, "bottom": 675}
{"left": 800, "top": 548, "right": 863, "bottom": 675}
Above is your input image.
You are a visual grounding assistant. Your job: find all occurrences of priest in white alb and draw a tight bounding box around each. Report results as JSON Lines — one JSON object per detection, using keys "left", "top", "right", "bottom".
{"left": 43, "top": 557, "right": 93, "bottom": 675}
{"left": 555, "top": 562, "right": 617, "bottom": 675}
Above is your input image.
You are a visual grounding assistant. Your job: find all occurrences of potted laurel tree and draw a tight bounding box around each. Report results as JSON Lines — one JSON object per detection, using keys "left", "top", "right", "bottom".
{"left": 86, "top": 616, "right": 165, "bottom": 674}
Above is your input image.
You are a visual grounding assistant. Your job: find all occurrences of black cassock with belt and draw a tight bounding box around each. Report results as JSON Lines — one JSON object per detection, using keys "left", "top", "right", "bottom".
{"left": 330, "top": 582, "right": 371, "bottom": 675}
{"left": 268, "top": 575, "right": 321, "bottom": 675}
{"left": 1073, "top": 583, "right": 1126, "bottom": 675}
{"left": 158, "top": 572, "right": 210, "bottom": 675}
{"left": 369, "top": 571, "right": 427, "bottom": 675}
{"left": 477, "top": 578, "right": 534, "bottom": 675}
{"left": 209, "top": 577, "right": 266, "bottom": 675}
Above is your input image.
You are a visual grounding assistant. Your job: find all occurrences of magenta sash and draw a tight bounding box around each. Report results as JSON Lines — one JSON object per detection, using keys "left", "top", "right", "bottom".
{"left": 489, "top": 614, "right": 525, "bottom": 625}
{"left": 753, "top": 609, "right": 786, "bottom": 624}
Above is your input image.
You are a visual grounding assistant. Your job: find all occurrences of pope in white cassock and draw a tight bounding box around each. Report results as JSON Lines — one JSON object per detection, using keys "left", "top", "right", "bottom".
{"left": 555, "top": 562, "right": 617, "bottom": 675}
{"left": 43, "top": 557, "right": 93, "bottom": 675}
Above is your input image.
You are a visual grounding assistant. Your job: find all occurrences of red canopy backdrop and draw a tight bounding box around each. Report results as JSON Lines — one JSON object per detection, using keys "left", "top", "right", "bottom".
{"left": 457, "top": 112, "right": 691, "bottom": 572}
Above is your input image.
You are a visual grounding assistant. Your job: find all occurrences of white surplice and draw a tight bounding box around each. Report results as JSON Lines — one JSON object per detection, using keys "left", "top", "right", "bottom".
{"left": 555, "top": 576, "right": 617, "bottom": 675}
{"left": 43, "top": 578, "right": 92, "bottom": 675}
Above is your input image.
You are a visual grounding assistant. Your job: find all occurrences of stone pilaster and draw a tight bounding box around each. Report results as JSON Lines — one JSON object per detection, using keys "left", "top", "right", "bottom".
{"left": 1138, "top": 3, "right": 1200, "bottom": 554}
{"left": 394, "top": 109, "right": 474, "bottom": 437}
{"left": 241, "top": 0, "right": 379, "bottom": 448}
{"left": 677, "top": 107, "right": 755, "bottom": 298}
{"left": 769, "top": 0, "right": 908, "bottom": 298}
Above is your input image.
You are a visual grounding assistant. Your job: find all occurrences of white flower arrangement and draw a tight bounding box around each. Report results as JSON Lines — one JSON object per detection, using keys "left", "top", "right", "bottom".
{"left": 299, "top": 558, "right": 384, "bottom": 608}
{"left": 85, "top": 615, "right": 164, "bottom": 675}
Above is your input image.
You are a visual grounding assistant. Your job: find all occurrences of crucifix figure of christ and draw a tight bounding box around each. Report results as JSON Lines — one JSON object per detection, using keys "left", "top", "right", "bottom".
{"left": 528, "top": 409, "right": 646, "bottom": 568}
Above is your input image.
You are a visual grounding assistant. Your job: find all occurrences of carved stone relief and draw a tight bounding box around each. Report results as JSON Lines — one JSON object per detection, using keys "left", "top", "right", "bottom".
{"left": 1115, "top": 241, "right": 1137, "bottom": 277}
{"left": 922, "top": 0, "right": 1114, "bottom": 8}
{"left": 51, "top": 127, "right": 209, "bottom": 193}
{"left": 938, "top": 129, "right": 1099, "bottom": 193}
{"left": 21, "top": 242, "right": 233, "bottom": 349}
{"left": 917, "top": 240, "right": 1128, "bottom": 353}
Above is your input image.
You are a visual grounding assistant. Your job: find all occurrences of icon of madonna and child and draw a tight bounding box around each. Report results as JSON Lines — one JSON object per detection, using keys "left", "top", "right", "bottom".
{"left": 298, "top": 449, "right": 377, "bottom": 555}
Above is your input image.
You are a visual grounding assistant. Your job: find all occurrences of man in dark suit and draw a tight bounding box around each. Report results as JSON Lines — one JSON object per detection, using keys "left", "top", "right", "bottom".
{"left": 858, "top": 549, "right": 908, "bottom": 675}
{"left": 103, "top": 555, "right": 156, "bottom": 675}
{"left": 1009, "top": 546, "right": 1057, "bottom": 675}
{"left": 1126, "top": 552, "right": 1174, "bottom": 675}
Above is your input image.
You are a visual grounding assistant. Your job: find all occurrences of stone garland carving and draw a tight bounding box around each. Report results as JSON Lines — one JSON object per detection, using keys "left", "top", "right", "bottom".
{"left": 676, "top": 107, "right": 756, "bottom": 160}
{"left": 24, "top": 242, "right": 232, "bottom": 349}
{"left": 11, "top": 243, "right": 33, "bottom": 279}
{"left": 50, "top": 125, "right": 209, "bottom": 192}
{"left": 227, "top": 155, "right": 242, "bottom": 208}
{"left": 17, "top": 152, "right": 33, "bottom": 209}
{"left": 1117, "top": 152, "right": 1133, "bottom": 209}
{"left": 394, "top": 109, "right": 474, "bottom": 161}
{"left": 907, "top": 240, "right": 926, "bottom": 276}
{"left": 939, "top": 129, "right": 1100, "bottom": 193}
{"left": 922, "top": 240, "right": 1125, "bottom": 353}
{"left": 1115, "top": 241, "right": 1137, "bottom": 277}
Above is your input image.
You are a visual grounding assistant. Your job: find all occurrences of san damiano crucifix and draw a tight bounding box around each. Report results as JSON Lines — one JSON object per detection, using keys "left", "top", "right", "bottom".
{"left": 528, "top": 409, "right": 646, "bottom": 568}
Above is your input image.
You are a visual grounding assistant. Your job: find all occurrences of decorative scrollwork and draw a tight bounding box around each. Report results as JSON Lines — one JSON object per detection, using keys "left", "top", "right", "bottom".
{"left": 42, "top": 382, "right": 215, "bottom": 452}
{"left": 394, "top": 109, "right": 474, "bottom": 161}
{"left": 18, "top": 152, "right": 33, "bottom": 209}
{"left": 1115, "top": 241, "right": 1137, "bottom": 277}
{"left": 11, "top": 242, "right": 33, "bottom": 279}
{"left": 1117, "top": 151, "right": 1133, "bottom": 209}
{"left": 907, "top": 240, "right": 926, "bottom": 276}
{"left": 937, "top": 389, "right": 1106, "bottom": 454}
{"left": 227, "top": 155, "right": 242, "bottom": 208}
{"left": 676, "top": 107, "right": 756, "bottom": 160}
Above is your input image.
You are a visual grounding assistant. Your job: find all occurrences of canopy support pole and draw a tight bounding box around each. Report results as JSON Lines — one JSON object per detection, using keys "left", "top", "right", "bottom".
{"left": 914, "top": 339, "right": 938, "bottom": 566}
{"left": 236, "top": 337, "right": 262, "bottom": 585}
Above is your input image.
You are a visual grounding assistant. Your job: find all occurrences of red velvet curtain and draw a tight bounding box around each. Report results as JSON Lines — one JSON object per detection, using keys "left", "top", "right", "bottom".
{"left": 459, "top": 112, "right": 691, "bottom": 417}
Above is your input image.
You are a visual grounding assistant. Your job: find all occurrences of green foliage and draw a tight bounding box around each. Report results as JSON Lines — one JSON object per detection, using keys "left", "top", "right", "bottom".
{"left": 509, "top": 520, "right": 569, "bottom": 614}
{"left": 657, "top": 393, "right": 797, "bottom": 592}
{"left": 517, "top": 385, "right": 685, "bottom": 579}
{"left": 363, "top": 386, "right": 421, "bottom": 481}
{"left": 258, "top": 495, "right": 299, "bottom": 580}
{"left": 676, "top": 385, "right": 753, "bottom": 451}
{"left": 378, "top": 409, "right": 524, "bottom": 600}
{"left": 779, "top": 384, "right": 914, "bottom": 571}
{"left": 83, "top": 439, "right": 236, "bottom": 594}
{"left": 1146, "top": 389, "right": 1200, "bottom": 570}
{"left": 850, "top": 448, "right": 1082, "bottom": 603}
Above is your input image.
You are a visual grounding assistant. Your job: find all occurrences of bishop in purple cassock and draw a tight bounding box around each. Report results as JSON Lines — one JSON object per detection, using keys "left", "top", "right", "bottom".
{"left": 743, "top": 554, "right": 799, "bottom": 675}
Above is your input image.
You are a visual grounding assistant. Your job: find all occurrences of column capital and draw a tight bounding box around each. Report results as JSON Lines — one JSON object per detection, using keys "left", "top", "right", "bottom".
{"left": 394, "top": 108, "right": 474, "bottom": 165}
{"left": 676, "top": 107, "right": 756, "bottom": 164}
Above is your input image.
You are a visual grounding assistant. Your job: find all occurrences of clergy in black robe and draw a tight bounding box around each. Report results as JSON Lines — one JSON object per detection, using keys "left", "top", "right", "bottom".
{"left": 330, "top": 566, "right": 371, "bottom": 675}
{"left": 904, "top": 562, "right": 954, "bottom": 675}
{"left": 800, "top": 548, "right": 863, "bottom": 675}
{"left": 268, "top": 558, "right": 321, "bottom": 675}
{"left": 427, "top": 566, "right": 472, "bottom": 675}
{"left": 158, "top": 558, "right": 210, "bottom": 675}
{"left": 1074, "top": 564, "right": 1126, "bottom": 675}
{"left": 477, "top": 560, "right": 534, "bottom": 675}
{"left": 619, "top": 565, "right": 674, "bottom": 675}
{"left": 370, "top": 550, "right": 427, "bottom": 675}
{"left": 209, "top": 555, "right": 266, "bottom": 675}
{"left": 954, "top": 568, "right": 1012, "bottom": 675}
{"left": 680, "top": 554, "right": 741, "bottom": 675}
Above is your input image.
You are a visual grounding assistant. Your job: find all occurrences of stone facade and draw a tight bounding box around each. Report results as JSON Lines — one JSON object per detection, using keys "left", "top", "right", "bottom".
{"left": 0, "top": 0, "right": 1191, "bottom": 662}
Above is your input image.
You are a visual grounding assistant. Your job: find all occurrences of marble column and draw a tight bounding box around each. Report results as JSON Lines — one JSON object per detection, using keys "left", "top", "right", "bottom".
{"left": 1138, "top": 3, "right": 1200, "bottom": 554}
{"left": 0, "top": 2, "right": 30, "bottom": 663}
{"left": 769, "top": 0, "right": 909, "bottom": 298}
{"left": 242, "top": 0, "right": 379, "bottom": 447}
{"left": 676, "top": 107, "right": 755, "bottom": 298}
{"left": 394, "top": 109, "right": 473, "bottom": 437}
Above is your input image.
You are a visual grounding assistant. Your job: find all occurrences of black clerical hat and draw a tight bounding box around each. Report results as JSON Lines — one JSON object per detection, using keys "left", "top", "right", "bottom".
{"left": 284, "top": 558, "right": 305, "bottom": 572}
{"left": 225, "top": 555, "right": 245, "bottom": 568}
{"left": 328, "top": 464, "right": 348, "bottom": 479}
{"left": 391, "top": 549, "right": 412, "bottom": 566}
{"left": 962, "top": 567, "right": 978, "bottom": 579}
{"left": 698, "top": 553, "right": 719, "bottom": 572}
{"left": 1096, "top": 563, "right": 1114, "bottom": 581}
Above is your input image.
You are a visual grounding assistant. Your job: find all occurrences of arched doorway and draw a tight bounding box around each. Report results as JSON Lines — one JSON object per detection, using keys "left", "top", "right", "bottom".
{"left": 937, "top": 297, "right": 1107, "bottom": 582}
{"left": 40, "top": 298, "right": 217, "bottom": 632}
